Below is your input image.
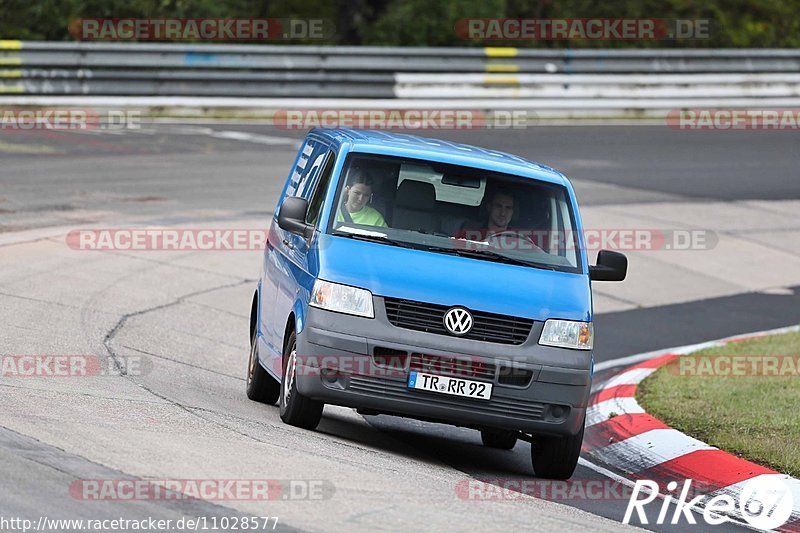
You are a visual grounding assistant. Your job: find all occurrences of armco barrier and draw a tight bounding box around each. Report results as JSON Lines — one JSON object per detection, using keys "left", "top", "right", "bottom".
{"left": 1, "top": 41, "right": 799, "bottom": 113}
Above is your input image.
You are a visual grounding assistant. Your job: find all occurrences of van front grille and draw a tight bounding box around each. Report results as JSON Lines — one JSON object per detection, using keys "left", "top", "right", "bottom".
{"left": 409, "top": 353, "right": 496, "bottom": 381}
{"left": 383, "top": 297, "right": 533, "bottom": 345}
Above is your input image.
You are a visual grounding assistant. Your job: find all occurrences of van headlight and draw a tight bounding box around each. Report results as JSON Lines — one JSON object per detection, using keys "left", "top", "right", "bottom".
{"left": 539, "top": 320, "right": 593, "bottom": 350}
{"left": 309, "top": 279, "right": 374, "bottom": 318}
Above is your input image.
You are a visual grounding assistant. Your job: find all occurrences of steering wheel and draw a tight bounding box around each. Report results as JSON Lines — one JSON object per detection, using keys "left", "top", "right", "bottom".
{"left": 486, "top": 230, "right": 544, "bottom": 253}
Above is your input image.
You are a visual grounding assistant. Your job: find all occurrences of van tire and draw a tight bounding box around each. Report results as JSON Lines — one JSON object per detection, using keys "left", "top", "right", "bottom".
{"left": 531, "top": 419, "right": 584, "bottom": 480}
{"left": 246, "top": 330, "right": 280, "bottom": 404}
{"left": 480, "top": 429, "right": 518, "bottom": 450}
{"left": 279, "top": 331, "right": 323, "bottom": 429}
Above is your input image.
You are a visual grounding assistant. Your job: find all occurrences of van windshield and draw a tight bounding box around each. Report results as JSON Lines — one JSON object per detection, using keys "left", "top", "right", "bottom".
{"left": 327, "top": 153, "right": 582, "bottom": 274}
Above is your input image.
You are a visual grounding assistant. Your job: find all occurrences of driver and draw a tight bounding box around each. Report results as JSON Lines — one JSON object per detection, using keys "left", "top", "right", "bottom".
{"left": 486, "top": 189, "right": 515, "bottom": 233}
{"left": 336, "top": 167, "right": 387, "bottom": 227}
{"left": 455, "top": 188, "right": 544, "bottom": 252}
{"left": 459, "top": 188, "right": 516, "bottom": 237}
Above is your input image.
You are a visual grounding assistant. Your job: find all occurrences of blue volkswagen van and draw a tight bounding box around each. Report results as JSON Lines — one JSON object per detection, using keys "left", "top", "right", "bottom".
{"left": 247, "top": 128, "right": 626, "bottom": 479}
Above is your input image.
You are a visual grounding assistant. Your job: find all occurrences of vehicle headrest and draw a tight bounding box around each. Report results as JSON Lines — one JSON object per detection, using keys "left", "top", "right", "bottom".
{"left": 396, "top": 180, "right": 436, "bottom": 209}
{"left": 518, "top": 194, "right": 550, "bottom": 230}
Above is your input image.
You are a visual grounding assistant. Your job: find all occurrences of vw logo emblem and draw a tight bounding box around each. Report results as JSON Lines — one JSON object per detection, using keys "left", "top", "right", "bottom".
{"left": 444, "top": 307, "right": 473, "bottom": 336}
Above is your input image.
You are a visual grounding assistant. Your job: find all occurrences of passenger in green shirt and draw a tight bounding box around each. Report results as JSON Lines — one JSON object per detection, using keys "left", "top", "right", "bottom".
{"left": 336, "top": 168, "right": 388, "bottom": 227}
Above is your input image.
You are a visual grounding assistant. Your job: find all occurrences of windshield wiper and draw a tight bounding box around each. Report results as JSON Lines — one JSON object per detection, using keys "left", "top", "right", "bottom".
{"left": 425, "top": 245, "right": 558, "bottom": 270}
{"left": 334, "top": 229, "right": 560, "bottom": 269}
{"left": 333, "top": 229, "right": 415, "bottom": 249}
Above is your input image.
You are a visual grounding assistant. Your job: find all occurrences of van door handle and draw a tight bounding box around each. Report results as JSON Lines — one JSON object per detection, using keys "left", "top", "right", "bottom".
{"left": 282, "top": 239, "right": 294, "bottom": 250}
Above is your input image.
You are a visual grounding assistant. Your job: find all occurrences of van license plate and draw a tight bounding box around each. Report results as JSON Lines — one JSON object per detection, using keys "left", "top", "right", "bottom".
{"left": 407, "top": 371, "right": 492, "bottom": 400}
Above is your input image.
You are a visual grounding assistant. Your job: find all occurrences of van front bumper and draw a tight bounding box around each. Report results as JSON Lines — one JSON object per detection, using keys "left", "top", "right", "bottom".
{"left": 294, "top": 303, "right": 592, "bottom": 437}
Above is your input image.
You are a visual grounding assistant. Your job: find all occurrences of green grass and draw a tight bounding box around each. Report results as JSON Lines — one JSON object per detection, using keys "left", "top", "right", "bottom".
{"left": 637, "top": 328, "right": 800, "bottom": 477}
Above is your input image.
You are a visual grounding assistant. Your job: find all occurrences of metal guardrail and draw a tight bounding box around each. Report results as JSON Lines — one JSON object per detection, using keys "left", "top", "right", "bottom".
{"left": 1, "top": 41, "right": 799, "bottom": 107}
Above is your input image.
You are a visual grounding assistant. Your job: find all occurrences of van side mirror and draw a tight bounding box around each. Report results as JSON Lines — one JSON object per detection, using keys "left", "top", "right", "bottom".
{"left": 278, "top": 196, "right": 314, "bottom": 239}
{"left": 589, "top": 250, "right": 627, "bottom": 281}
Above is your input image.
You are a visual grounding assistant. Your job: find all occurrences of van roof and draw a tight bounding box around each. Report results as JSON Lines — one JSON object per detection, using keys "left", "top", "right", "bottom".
{"left": 308, "top": 128, "right": 568, "bottom": 186}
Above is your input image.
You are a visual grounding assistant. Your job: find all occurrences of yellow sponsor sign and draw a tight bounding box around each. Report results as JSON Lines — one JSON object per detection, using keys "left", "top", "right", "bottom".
{"left": 0, "top": 84, "right": 24, "bottom": 93}
{"left": 0, "top": 40, "right": 23, "bottom": 50}
{"left": 486, "top": 64, "right": 520, "bottom": 73}
{"left": 484, "top": 47, "right": 518, "bottom": 57}
{"left": 484, "top": 76, "right": 520, "bottom": 85}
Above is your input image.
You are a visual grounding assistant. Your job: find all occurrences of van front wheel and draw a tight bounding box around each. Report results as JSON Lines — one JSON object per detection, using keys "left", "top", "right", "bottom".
{"left": 531, "top": 420, "right": 584, "bottom": 480}
{"left": 279, "top": 331, "right": 323, "bottom": 429}
{"left": 246, "top": 330, "right": 280, "bottom": 404}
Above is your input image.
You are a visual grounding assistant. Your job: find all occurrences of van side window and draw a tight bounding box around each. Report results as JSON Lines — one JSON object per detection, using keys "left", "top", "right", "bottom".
{"left": 285, "top": 141, "right": 316, "bottom": 198}
{"left": 285, "top": 139, "right": 330, "bottom": 201}
{"left": 306, "top": 150, "right": 336, "bottom": 225}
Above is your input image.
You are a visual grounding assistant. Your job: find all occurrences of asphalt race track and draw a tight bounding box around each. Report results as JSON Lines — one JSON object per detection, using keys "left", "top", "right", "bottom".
{"left": 2, "top": 123, "right": 799, "bottom": 532}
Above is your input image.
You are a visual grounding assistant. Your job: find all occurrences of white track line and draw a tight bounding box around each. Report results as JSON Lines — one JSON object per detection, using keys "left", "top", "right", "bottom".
{"left": 595, "top": 324, "right": 800, "bottom": 372}
{"left": 590, "top": 428, "right": 716, "bottom": 472}
{"left": 577, "top": 458, "right": 766, "bottom": 532}
{"left": 586, "top": 397, "right": 644, "bottom": 427}
{"left": 585, "top": 324, "right": 800, "bottom": 531}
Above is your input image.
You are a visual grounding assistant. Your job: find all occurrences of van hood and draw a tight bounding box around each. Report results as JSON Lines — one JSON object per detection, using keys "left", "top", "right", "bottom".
{"left": 315, "top": 234, "right": 591, "bottom": 322}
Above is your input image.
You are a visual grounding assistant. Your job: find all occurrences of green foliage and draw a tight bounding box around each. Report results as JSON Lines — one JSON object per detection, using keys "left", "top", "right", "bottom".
{"left": 359, "top": 0, "right": 505, "bottom": 46}
{"left": 1, "top": 0, "right": 798, "bottom": 46}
